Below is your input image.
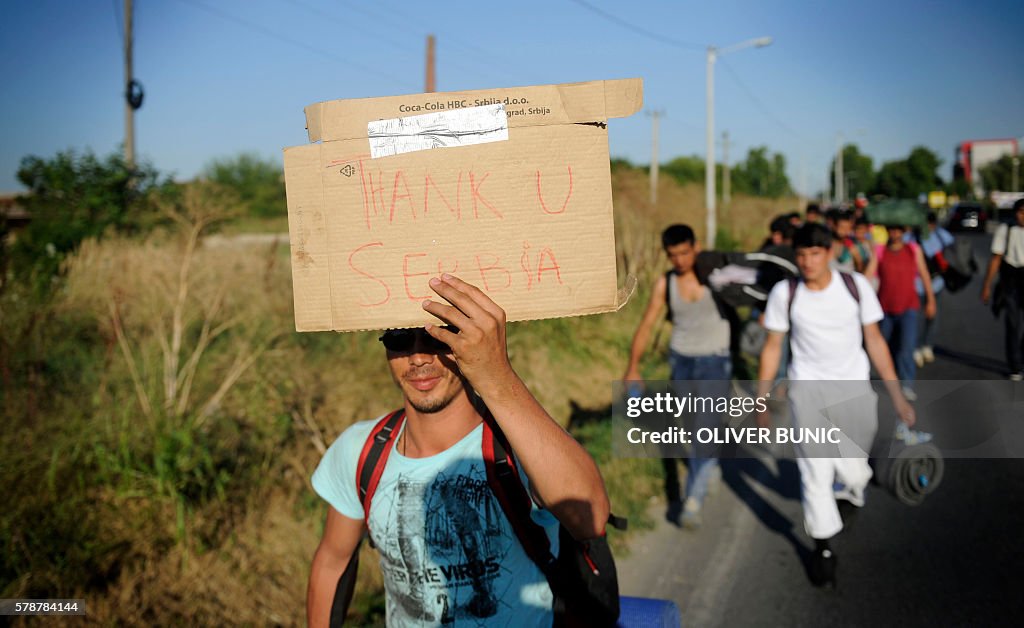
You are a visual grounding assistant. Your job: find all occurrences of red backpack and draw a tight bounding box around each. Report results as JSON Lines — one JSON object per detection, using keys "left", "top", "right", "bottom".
{"left": 330, "top": 409, "right": 623, "bottom": 627}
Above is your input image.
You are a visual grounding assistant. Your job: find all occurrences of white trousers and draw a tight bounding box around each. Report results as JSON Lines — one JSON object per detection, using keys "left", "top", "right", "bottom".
{"left": 789, "top": 381, "right": 878, "bottom": 540}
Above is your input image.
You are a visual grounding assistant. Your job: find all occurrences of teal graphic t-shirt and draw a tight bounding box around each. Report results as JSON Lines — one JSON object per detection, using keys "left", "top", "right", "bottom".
{"left": 312, "top": 417, "right": 559, "bottom": 626}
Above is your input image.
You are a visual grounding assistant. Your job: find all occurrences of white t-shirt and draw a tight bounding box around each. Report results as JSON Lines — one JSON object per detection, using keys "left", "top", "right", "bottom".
{"left": 763, "top": 270, "right": 883, "bottom": 380}
{"left": 312, "top": 418, "right": 558, "bottom": 627}
{"left": 991, "top": 223, "right": 1024, "bottom": 268}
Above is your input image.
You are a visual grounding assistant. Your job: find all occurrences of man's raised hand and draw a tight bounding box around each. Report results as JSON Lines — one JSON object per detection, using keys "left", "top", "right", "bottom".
{"left": 421, "top": 274, "right": 513, "bottom": 389}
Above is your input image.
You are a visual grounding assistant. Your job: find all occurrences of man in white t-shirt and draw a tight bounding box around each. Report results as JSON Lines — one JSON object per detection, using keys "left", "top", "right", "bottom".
{"left": 757, "top": 223, "right": 915, "bottom": 588}
{"left": 982, "top": 198, "right": 1024, "bottom": 380}
{"left": 306, "top": 275, "right": 610, "bottom": 626}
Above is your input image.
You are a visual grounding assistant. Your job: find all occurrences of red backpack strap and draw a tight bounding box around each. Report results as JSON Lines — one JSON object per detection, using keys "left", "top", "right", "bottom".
{"left": 481, "top": 415, "right": 558, "bottom": 575}
{"left": 355, "top": 409, "right": 406, "bottom": 522}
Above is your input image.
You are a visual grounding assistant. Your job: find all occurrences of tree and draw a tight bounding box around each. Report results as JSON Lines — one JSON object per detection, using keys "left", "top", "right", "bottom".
{"left": 202, "top": 153, "right": 285, "bottom": 218}
{"left": 872, "top": 146, "right": 944, "bottom": 198}
{"left": 661, "top": 155, "right": 705, "bottom": 186}
{"left": 979, "top": 154, "right": 1022, "bottom": 193}
{"left": 10, "top": 149, "right": 164, "bottom": 281}
{"left": 830, "top": 144, "right": 875, "bottom": 199}
{"left": 732, "top": 146, "right": 792, "bottom": 198}
{"left": 610, "top": 157, "right": 637, "bottom": 172}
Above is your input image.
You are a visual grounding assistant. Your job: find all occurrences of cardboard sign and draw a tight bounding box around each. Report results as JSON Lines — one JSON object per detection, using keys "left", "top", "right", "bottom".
{"left": 283, "top": 79, "right": 642, "bottom": 332}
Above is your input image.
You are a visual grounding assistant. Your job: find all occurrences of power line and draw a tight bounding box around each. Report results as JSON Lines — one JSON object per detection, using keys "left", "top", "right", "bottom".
{"left": 718, "top": 57, "right": 803, "bottom": 140}
{"left": 287, "top": 0, "right": 418, "bottom": 57}
{"left": 175, "top": 0, "right": 417, "bottom": 91}
{"left": 566, "top": 0, "right": 704, "bottom": 51}
{"left": 337, "top": 0, "right": 517, "bottom": 77}
{"left": 354, "top": 0, "right": 516, "bottom": 65}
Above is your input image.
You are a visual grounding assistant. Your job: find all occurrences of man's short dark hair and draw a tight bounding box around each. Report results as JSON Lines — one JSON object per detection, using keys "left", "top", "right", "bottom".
{"left": 927, "top": 211, "right": 938, "bottom": 224}
{"left": 805, "top": 204, "right": 822, "bottom": 217}
{"left": 769, "top": 215, "right": 795, "bottom": 242}
{"left": 1013, "top": 198, "right": 1024, "bottom": 212}
{"left": 835, "top": 209, "right": 854, "bottom": 224}
{"left": 662, "top": 224, "right": 696, "bottom": 248}
{"left": 793, "top": 223, "right": 833, "bottom": 250}
{"left": 855, "top": 215, "right": 870, "bottom": 227}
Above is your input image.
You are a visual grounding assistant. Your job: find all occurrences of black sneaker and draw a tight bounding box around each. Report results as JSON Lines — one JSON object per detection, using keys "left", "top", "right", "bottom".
{"left": 809, "top": 547, "right": 837, "bottom": 589}
{"left": 666, "top": 499, "right": 683, "bottom": 526}
{"left": 836, "top": 498, "right": 859, "bottom": 531}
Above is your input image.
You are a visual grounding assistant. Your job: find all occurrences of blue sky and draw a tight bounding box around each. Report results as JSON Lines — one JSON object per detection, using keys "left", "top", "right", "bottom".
{"left": 1, "top": 0, "right": 1021, "bottom": 197}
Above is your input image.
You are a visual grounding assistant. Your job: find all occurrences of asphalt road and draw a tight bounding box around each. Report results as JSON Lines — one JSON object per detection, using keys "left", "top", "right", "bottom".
{"left": 617, "top": 232, "right": 1024, "bottom": 627}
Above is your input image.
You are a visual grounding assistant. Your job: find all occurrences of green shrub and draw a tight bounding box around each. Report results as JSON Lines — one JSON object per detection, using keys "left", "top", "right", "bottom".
{"left": 9, "top": 149, "right": 168, "bottom": 281}
{"left": 202, "top": 153, "right": 285, "bottom": 219}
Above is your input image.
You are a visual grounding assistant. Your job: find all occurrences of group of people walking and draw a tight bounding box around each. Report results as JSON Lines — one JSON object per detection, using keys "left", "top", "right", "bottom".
{"left": 301, "top": 197, "right": 1024, "bottom": 625}
{"left": 622, "top": 198, "right": 1024, "bottom": 588}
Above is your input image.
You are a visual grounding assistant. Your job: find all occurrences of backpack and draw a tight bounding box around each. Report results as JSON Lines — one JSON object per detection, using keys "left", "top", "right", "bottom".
{"left": 664, "top": 247, "right": 798, "bottom": 322}
{"left": 922, "top": 230, "right": 976, "bottom": 293}
{"left": 691, "top": 246, "right": 799, "bottom": 310}
{"left": 738, "top": 272, "right": 862, "bottom": 358}
{"left": 786, "top": 272, "right": 860, "bottom": 318}
{"left": 666, "top": 247, "right": 798, "bottom": 364}
{"left": 330, "top": 409, "right": 623, "bottom": 627}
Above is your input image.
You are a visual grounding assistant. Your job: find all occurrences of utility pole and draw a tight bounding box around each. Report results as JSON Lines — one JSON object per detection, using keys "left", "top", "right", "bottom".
{"left": 123, "top": 0, "right": 135, "bottom": 168}
{"left": 705, "top": 36, "right": 772, "bottom": 246}
{"left": 425, "top": 34, "right": 436, "bottom": 92}
{"left": 834, "top": 133, "right": 844, "bottom": 206}
{"left": 722, "top": 130, "right": 731, "bottom": 206}
{"left": 799, "top": 153, "right": 807, "bottom": 210}
{"left": 646, "top": 110, "right": 662, "bottom": 205}
{"left": 705, "top": 46, "right": 717, "bottom": 243}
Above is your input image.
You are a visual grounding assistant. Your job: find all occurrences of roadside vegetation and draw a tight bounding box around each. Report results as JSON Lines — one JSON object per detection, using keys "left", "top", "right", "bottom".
{"left": 1, "top": 149, "right": 790, "bottom": 625}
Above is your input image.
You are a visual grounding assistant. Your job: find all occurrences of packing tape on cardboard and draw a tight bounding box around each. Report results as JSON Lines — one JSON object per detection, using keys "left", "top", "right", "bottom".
{"left": 615, "top": 274, "right": 638, "bottom": 310}
{"left": 367, "top": 104, "right": 509, "bottom": 159}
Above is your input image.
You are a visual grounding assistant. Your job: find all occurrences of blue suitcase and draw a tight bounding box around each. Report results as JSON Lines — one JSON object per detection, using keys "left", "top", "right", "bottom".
{"left": 617, "top": 596, "right": 681, "bottom": 627}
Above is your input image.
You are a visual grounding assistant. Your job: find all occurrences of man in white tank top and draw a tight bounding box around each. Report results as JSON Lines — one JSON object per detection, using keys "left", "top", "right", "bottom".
{"left": 624, "top": 224, "right": 731, "bottom": 530}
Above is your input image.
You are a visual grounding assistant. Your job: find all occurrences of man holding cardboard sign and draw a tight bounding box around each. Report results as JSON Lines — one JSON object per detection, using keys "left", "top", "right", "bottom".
{"left": 307, "top": 274, "right": 611, "bottom": 626}
{"left": 292, "top": 80, "right": 638, "bottom": 625}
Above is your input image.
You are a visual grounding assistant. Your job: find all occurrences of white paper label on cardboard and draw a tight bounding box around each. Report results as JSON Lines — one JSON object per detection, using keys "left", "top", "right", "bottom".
{"left": 367, "top": 104, "right": 509, "bottom": 159}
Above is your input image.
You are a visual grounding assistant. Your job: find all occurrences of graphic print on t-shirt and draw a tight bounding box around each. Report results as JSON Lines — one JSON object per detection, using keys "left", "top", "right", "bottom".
{"left": 373, "top": 466, "right": 524, "bottom": 625}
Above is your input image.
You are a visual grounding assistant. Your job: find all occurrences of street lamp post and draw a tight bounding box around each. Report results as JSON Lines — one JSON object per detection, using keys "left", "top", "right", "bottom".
{"left": 705, "top": 36, "right": 772, "bottom": 246}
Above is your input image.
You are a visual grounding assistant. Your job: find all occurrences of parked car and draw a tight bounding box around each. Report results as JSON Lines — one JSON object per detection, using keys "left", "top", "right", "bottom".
{"left": 946, "top": 202, "right": 988, "bottom": 232}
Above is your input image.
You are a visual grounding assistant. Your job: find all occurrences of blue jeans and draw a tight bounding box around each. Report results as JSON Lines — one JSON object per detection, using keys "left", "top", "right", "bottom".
{"left": 669, "top": 351, "right": 731, "bottom": 506}
{"left": 917, "top": 289, "right": 942, "bottom": 349}
{"left": 881, "top": 310, "right": 919, "bottom": 388}
{"left": 917, "top": 299, "right": 939, "bottom": 348}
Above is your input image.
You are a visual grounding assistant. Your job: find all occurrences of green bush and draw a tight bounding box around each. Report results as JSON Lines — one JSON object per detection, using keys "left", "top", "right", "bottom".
{"left": 662, "top": 155, "right": 706, "bottom": 186}
{"left": 9, "top": 149, "right": 167, "bottom": 282}
{"left": 202, "top": 153, "right": 285, "bottom": 218}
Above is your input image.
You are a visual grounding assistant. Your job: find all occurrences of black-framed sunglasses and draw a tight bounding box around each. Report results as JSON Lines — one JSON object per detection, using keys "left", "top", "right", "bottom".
{"left": 378, "top": 326, "right": 458, "bottom": 353}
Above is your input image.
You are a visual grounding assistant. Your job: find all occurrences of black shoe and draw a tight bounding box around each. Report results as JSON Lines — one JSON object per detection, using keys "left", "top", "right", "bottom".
{"left": 666, "top": 499, "right": 683, "bottom": 527}
{"left": 836, "top": 498, "right": 859, "bottom": 531}
{"left": 809, "top": 547, "right": 837, "bottom": 589}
